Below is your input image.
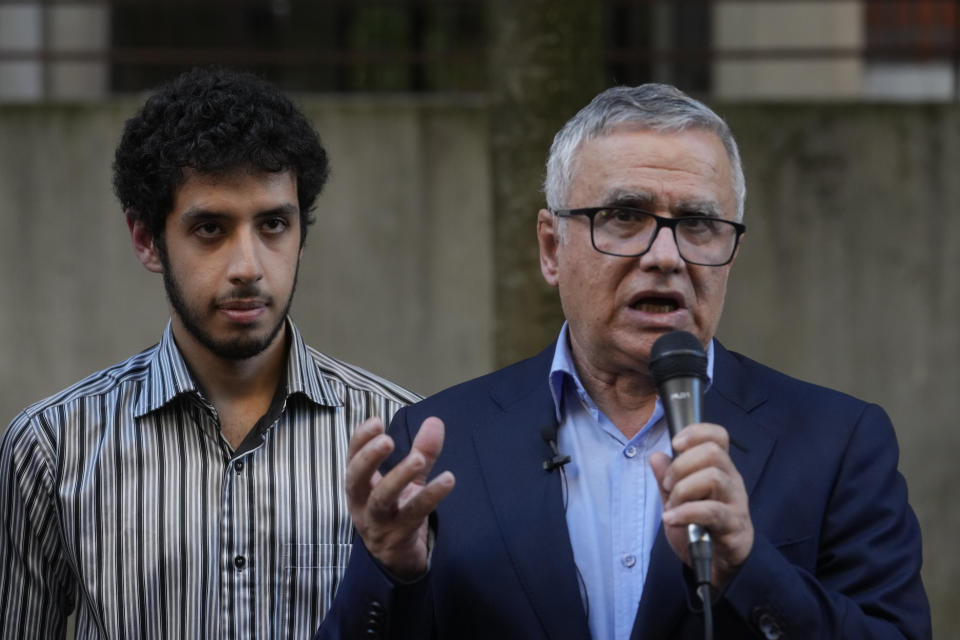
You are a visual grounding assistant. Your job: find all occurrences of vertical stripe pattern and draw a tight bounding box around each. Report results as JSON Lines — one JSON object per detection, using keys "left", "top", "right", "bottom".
{"left": 0, "top": 320, "right": 420, "bottom": 639}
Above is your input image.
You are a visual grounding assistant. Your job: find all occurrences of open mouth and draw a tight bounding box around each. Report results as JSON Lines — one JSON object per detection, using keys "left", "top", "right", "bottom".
{"left": 631, "top": 297, "right": 679, "bottom": 313}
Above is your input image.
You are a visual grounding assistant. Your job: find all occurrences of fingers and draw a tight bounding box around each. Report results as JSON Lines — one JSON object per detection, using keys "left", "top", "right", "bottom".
{"left": 410, "top": 417, "right": 445, "bottom": 482}
{"left": 661, "top": 446, "right": 735, "bottom": 503}
{"left": 367, "top": 450, "right": 436, "bottom": 519}
{"left": 345, "top": 416, "right": 450, "bottom": 514}
{"left": 348, "top": 417, "right": 386, "bottom": 460}
{"left": 363, "top": 417, "right": 447, "bottom": 514}
{"left": 654, "top": 422, "right": 754, "bottom": 579}
{"left": 345, "top": 418, "right": 393, "bottom": 508}
{"left": 649, "top": 451, "right": 673, "bottom": 503}
{"left": 344, "top": 416, "right": 455, "bottom": 577}
{"left": 398, "top": 471, "right": 455, "bottom": 521}
{"left": 660, "top": 422, "right": 732, "bottom": 494}
{"left": 670, "top": 422, "right": 729, "bottom": 456}
{"left": 654, "top": 422, "right": 744, "bottom": 525}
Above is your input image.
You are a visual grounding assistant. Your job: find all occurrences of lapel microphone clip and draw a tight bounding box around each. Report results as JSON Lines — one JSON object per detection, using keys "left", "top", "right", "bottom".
{"left": 540, "top": 424, "right": 571, "bottom": 472}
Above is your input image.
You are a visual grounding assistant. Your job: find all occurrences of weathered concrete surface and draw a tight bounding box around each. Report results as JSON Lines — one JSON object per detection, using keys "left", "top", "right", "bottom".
{"left": 1, "top": 99, "right": 958, "bottom": 636}
{"left": 487, "top": 0, "right": 604, "bottom": 368}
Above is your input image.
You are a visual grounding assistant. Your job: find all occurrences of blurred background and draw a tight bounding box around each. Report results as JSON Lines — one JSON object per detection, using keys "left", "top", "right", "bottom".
{"left": 1, "top": 0, "right": 958, "bottom": 636}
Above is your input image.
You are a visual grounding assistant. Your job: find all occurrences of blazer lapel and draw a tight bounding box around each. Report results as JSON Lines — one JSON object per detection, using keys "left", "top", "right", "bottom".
{"left": 631, "top": 341, "right": 777, "bottom": 638}
{"left": 471, "top": 352, "right": 591, "bottom": 640}
{"left": 707, "top": 342, "right": 776, "bottom": 497}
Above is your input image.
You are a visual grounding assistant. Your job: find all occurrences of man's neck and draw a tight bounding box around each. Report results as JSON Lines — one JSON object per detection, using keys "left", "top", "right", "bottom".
{"left": 568, "top": 342, "right": 659, "bottom": 441}
{"left": 171, "top": 319, "right": 288, "bottom": 449}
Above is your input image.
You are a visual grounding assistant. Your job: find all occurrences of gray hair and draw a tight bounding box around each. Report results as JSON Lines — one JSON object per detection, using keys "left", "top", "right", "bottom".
{"left": 543, "top": 84, "right": 746, "bottom": 222}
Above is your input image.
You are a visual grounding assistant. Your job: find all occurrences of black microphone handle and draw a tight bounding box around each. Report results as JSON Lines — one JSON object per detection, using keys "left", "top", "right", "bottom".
{"left": 659, "top": 375, "right": 712, "bottom": 592}
{"left": 659, "top": 376, "right": 704, "bottom": 439}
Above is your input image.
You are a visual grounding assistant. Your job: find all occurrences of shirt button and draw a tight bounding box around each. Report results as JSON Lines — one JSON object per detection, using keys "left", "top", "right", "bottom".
{"left": 624, "top": 445, "right": 638, "bottom": 459}
{"left": 234, "top": 555, "right": 246, "bottom": 571}
{"left": 234, "top": 460, "right": 244, "bottom": 474}
{"left": 752, "top": 607, "right": 784, "bottom": 639}
{"left": 758, "top": 613, "right": 783, "bottom": 639}
{"left": 621, "top": 554, "right": 637, "bottom": 568}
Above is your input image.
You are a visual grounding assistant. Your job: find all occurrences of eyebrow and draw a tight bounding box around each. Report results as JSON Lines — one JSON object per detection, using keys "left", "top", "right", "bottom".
{"left": 601, "top": 190, "right": 657, "bottom": 210}
{"left": 254, "top": 204, "right": 299, "bottom": 219}
{"left": 600, "top": 190, "right": 724, "bottom": 218}
{"left": 673, "top": 199, "right": 723, "bottom": 218}
{"left": 180, "top": 203, "right": 299, "bottom": 223}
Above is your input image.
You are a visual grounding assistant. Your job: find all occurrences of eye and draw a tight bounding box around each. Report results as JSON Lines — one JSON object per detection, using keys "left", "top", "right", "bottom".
{"left": 678, "top": 217, "right": 721, "bottom": 238}
{"left": 261, "top": 217, "right": 289, "bottom": 234}
{"left": 193, "top": 222, "right": 223, "bottom": 238}
{"left": 597, "top": 208, "right": 646, "bottom": 224}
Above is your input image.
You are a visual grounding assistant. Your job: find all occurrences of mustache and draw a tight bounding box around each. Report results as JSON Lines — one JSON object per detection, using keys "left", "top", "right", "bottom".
{"left": 215, "top": 286, "right": 269, "bottom": 305}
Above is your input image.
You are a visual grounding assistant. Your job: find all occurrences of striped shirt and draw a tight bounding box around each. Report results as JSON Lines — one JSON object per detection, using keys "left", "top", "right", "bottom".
{"left": 0, "top": 319, "right": 420, "bottom": 639}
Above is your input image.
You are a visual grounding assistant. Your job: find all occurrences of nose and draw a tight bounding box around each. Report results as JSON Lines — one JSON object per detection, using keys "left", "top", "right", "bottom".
{"left": 227, "top": 228, "right": 264, "bottom": 284}
{"left": 639, "top": 225, "right": 684, "bottom": 272}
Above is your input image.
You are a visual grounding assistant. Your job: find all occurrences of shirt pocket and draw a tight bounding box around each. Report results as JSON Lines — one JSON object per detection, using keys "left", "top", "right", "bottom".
{"left": 275, "top": 542, "right": 352, "bottom": 637}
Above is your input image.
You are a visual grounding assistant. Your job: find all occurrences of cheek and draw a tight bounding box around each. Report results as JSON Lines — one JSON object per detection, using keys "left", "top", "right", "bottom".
{"left": 691, "top": 270, "right": 731, "bottom": 321}
{"left": 170, "top": 257, "right": 220, "bottom": 299}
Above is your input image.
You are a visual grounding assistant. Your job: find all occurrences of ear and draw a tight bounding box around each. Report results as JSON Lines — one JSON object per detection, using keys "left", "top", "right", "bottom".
{"left": 537, "top": 208, "right": 561, "bottom": 288}
{"left": 127, "top": 210, "right": 164, "bottom": 273}
{"left": 729, "top": 231, "right": 745, "bottom": 267}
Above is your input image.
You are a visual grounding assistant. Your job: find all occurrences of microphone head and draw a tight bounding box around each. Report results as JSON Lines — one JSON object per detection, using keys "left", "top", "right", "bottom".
{"left": 649, "top": 331, "right": 708, "bottom": 386}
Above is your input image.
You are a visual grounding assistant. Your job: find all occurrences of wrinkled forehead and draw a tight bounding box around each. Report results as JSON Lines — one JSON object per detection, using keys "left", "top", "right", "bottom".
{"left": 567, "top": 126, "right": 737, "bottom": 213}
{"left": 571, "top": 121, "right": 740, "bottom": 208}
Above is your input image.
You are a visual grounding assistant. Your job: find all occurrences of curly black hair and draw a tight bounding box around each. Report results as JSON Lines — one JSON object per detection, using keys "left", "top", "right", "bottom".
{"left": 113, "top": 67, "right": 329, "bottom": 244}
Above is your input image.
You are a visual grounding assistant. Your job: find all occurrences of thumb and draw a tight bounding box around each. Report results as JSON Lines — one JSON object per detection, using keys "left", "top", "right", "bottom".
{"left": 649, "top": 451, "right": 672, "bottom": 503}
{"left": 410, "top": 417, "right": 445, "bottom": 482}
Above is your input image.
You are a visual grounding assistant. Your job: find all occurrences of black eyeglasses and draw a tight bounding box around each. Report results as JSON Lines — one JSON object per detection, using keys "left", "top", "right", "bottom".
{"left": 553, "top": 207, "right": 745, "bottom": 267}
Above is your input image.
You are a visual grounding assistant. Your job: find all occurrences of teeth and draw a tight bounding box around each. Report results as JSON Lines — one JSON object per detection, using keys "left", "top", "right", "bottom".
{"left": 634, "top": 301, "right": 677, "bottom": 313}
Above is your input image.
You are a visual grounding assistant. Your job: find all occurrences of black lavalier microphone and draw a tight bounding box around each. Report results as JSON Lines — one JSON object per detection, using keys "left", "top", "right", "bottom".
{"left": 540, "top": 424, "right": 571, "bottom": 472}
{"left": 650, "top": 331, "right": 714, "bottom": 639}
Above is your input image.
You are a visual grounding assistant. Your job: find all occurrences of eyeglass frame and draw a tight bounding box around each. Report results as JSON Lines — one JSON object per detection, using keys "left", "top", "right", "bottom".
{"left": 551, "top": 206, "right": 746, "bottom": 267}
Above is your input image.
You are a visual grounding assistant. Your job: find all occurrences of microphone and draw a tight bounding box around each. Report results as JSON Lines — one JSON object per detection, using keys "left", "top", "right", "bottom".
{"left": 649, "top": 330, "right": 707, "bottom": 440}
{"left": 540, "top": 424, "right": 571, "bottom": 472}
{"left": 649, "top": 331, "right": 713, "bottom": 602}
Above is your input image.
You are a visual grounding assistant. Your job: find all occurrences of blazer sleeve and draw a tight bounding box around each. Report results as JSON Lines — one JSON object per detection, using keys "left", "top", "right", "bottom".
{"left": 721, "top": 403, "right": 931, "bottom": 640}
{"left": 315, "top": 406, "right": 436, "bottom": 640}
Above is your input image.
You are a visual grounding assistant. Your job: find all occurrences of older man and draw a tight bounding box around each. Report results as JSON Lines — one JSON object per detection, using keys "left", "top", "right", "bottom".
{"left": 317, "top": 84, "right": 930, "bottom": 639}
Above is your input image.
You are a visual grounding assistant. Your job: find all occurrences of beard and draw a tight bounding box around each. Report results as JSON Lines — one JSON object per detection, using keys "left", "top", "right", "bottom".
{"left": 159, "top": 249, "right": 298, "bottom": 361}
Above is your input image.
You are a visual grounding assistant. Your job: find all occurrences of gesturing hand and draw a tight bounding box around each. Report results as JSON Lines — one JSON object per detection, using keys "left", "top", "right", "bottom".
{"left": 649, "top": 422, "right": 753, "bottom": 591}
{"left": 345, "top": 416, "right": 455, "bottom": 579}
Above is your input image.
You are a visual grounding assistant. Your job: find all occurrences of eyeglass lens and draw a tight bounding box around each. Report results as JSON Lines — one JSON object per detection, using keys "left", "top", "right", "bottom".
{"left": 591, "top": 208, "right": 738, "bottom": 265}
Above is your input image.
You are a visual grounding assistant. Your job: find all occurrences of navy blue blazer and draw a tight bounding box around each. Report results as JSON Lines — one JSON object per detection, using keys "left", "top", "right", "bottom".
{"left": 318, "top": 341, "right": 930, "bottom": 639}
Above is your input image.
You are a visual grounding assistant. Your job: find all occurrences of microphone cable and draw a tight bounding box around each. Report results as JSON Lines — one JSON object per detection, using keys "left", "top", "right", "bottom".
{"left": 540, "top": 424, "right": 589, "bottom": 625}
{"left": 689, "top": 525, "right": 713, "bottom": 640}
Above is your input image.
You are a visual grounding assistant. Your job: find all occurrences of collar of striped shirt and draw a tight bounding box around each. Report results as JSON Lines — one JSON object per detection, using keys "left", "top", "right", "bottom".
{"left": 133, "top": 318, "right": 343, "bottom": 418}
{"left": 1, "top": 316, "right": 420, "bottom": 639}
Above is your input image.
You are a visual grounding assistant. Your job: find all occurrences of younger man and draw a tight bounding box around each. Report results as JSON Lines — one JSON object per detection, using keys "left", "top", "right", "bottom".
{"left": 0, "top": 67, "right": 419, "bottom": 639}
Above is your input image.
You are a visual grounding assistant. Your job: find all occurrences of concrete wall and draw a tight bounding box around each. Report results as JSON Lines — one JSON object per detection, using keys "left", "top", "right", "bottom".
{"left": 1, "top": 99, "right": 958, "bottom": 636}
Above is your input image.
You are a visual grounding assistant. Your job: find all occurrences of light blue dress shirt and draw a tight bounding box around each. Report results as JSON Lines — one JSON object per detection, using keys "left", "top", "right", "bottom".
{"left": 548, "top": 323, "right": 714, "bottom": 640}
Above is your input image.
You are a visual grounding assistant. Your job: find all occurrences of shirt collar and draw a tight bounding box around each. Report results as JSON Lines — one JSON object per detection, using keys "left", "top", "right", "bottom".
{"left": 283, "top": 318, "right": 342, "bottom": 408}
{"left": 134, "top": 317, "right": 341, "bottom": 418}
{"left": 547, "top": 322, "right": 716, "bottom": 423}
